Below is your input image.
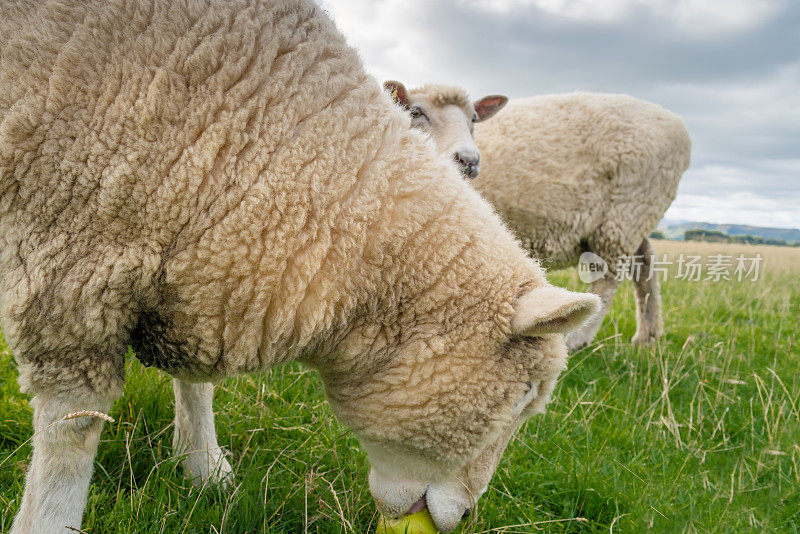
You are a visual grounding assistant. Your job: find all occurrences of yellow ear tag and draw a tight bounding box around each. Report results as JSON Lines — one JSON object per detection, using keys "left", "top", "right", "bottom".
{"left": 376, "top": 509, "right": 439, "bottom": 534}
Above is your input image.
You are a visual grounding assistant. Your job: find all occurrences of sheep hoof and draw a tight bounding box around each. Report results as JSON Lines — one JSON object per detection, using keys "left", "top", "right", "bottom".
{"left": 181, "top": 451, "right": 234, "bottom": 489}
{"left": 631, "top": 332, "right": 656, "bottom": 346}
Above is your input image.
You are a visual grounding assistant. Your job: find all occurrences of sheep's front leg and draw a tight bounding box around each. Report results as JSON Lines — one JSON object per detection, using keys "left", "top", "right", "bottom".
{"left": 172, "top": 379, "right": 233, "bottom": 487}
{"left": 11, "top": 390, "right": 116, "bottom": 534}
{"left": 631, "top": 238, "right": 663, "bottom": 345}
{"left": 565, "top": 275, "right": 619, "bottom": 351}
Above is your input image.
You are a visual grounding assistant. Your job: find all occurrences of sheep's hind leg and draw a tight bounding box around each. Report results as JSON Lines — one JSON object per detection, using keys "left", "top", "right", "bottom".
{"left": 11, "top": 389, "right": 117, "bottom": 534}
{"left": 172, "top": 379, "right": 233, "bottom": 487}
{"left": 565, "top": 274, "right": 620, "bottom": 351}
{"left": 631, "top": 237, "right": 663, "bottom": 345}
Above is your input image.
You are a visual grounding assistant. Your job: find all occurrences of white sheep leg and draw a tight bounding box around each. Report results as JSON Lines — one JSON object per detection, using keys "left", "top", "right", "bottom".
{"left": 11, "top": 390, "right": 116, "bottom": 534}
{"left": 631, "top": 238, "right": 663, "bottom": 345}
{"left": 172, "top": 379, "right": 233, "bottom": 487}
{"left": 565, "top": 275, "right": 619, "bottom": 351}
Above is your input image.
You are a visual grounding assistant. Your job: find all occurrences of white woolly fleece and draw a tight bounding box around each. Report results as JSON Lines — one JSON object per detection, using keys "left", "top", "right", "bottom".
{"left": 1, "top": 2, "right": 599, "bottom": 532}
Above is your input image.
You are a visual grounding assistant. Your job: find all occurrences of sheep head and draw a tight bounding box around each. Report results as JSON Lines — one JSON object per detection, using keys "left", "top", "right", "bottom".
{"left": 319, "top": 283, "right": 599, "bottom": 532}
{"left": 383, "top": 80, "right": 507, "bottom": 179}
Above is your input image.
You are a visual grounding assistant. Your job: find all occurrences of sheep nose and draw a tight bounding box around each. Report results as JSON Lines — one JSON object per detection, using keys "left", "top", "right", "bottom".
{"left": 455, "top": 152, "right": 480, "bottom": 167}
{"left": 454, "top": 152, "right": 480, "bottom": 179}
{"left": 462, "top": 508, "right": 472, "bottom": 519}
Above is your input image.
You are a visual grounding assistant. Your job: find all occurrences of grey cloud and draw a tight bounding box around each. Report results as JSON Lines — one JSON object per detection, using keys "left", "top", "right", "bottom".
{"left": 403, "top": 1, "right": 799, "bottom": 87}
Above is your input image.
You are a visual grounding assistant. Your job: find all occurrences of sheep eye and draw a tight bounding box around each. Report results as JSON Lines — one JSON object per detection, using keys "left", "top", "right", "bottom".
{"left": 410, "top": 107, "right": 426, "bottom": 120}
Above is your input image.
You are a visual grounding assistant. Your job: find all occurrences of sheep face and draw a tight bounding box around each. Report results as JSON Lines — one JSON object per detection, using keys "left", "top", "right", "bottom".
{"left": 320, "top": 285, "right": 600, "bottom": 532}
{"left": 384, "top": 81, "right": 507, "bottom": 179}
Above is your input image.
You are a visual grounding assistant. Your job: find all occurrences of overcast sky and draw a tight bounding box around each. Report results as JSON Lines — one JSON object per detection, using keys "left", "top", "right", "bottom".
{"left": 318, "top": 0, "right": 800, "bottom": 229}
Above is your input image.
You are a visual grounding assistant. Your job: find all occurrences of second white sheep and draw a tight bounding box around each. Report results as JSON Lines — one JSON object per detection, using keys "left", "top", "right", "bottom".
{"left": 385, "top": 82, "right": 691, "bottom": 349}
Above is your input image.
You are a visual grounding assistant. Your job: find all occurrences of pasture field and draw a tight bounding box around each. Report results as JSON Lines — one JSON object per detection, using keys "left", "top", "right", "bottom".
{"left": 1, "top": 240, "right": 799, "bottom": 533}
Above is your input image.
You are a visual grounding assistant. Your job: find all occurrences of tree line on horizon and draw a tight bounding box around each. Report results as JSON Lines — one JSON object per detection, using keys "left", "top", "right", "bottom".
{"left": 650, "top": 229, "right": 800, "bottom": 247}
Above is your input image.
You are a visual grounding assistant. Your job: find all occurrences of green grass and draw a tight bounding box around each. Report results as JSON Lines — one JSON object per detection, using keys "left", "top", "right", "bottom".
{"left": 2, "top": 243, "right": 799, "bottom": 533}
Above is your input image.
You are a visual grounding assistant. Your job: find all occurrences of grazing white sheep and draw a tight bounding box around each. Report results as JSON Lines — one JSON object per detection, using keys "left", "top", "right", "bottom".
{"left": 0, "top": 1, "right": 599, "bottom": 532}
{"left": 386, "top": 82, "right": 691, "bottom": 349}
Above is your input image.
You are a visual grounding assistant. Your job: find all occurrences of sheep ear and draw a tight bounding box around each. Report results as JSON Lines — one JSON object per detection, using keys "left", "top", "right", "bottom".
{"left": 511, "top": 286, "right": 600, "bottom": 337}
{"left": 474, "top": 95, "right": 508, "bottom": 122}
{"left": 383, "top": 80, "right": 409, "bottom": 108}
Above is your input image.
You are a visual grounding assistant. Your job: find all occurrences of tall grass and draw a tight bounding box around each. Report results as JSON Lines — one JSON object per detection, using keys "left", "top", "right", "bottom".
{"left": 1, "top": 241, "right": 798, "bottom": 532}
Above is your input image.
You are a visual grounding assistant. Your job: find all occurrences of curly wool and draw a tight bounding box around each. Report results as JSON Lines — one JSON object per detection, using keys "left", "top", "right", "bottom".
{"left": 0, "top": 0, "right": 563, "bottom": 463}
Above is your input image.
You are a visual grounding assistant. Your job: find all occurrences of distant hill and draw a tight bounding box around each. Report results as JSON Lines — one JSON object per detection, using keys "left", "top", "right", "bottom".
{"left": 657, "top": 221, "right": 800, "bottom": 245}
